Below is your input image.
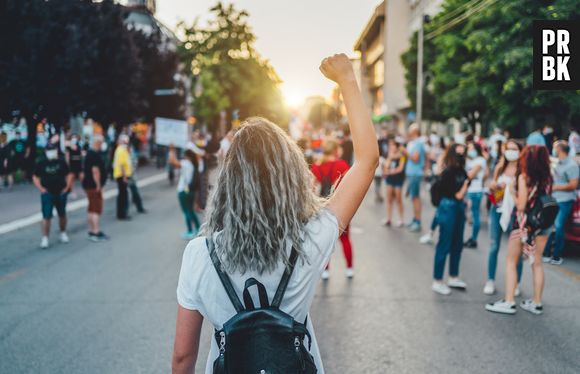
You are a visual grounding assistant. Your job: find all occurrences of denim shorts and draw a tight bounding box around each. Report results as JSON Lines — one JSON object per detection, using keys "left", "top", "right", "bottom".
{"left": 406, "top": 175, "right": 422, "bottom": 198}
{"left": 41, "top": 192, "right": 68, "bottom": 219}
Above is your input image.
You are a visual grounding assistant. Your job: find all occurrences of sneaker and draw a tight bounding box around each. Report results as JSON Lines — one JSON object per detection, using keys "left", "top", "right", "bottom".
{"left": 448, "top": 277, "right": 467, "bottom": 289}
{"left": 181, "top": 231, "right": 195, "bottom": 240}
{"left": 396, "top": 221, "right": 404, "bottom": 228}
{"left": 137, "top": 208, "right": 148, "bottom": 214}
{"left": 345, "top": 268, "right": 354, "bottom": 278}
{"left": 59, "top": 232, "right": 69, "bottom": 243}
{"left": 89, "top": 232, "right": 110, "bottom": 242}
{"left": 520, "top": 299, "right": 543, "bottom": 315}
{"left": 550, "top": 257, "right": 563, "bottom": 265}
{"left": 383, "top": 219, "right": 391, "bottom": 227}
{"left": 40, "top": 236, "right": 49, "bottom": 249}
{"left": 321, "top": 270, "right": 330, "bottom": 280}
{"left": 408, "top": 222, "right": 421, "bottom": 233}
{"left": 419, "top": 232, "right": 434, "bottom": 245}
{"left": 432, "top": 281, "right": 451, "bottom": 295}
{"left": 89, "top": 233, "right": 100, "bottom": 242}
{"left": 464, "top": 239, "right": 477, "bottom": 249}
{"left": 97, "top": 232, "right": 110, "bottom": 240}
{"left": 542, "top": 256, "right": 552, "bottom": 263}
{"left": 483, "top": 280, "right": 495, "bottom": 295}
{"left": 485, "top": 300, "right": 517, "bottom": 315}
{"left": 514, "top": 285, "right": 521, "bottom": 297}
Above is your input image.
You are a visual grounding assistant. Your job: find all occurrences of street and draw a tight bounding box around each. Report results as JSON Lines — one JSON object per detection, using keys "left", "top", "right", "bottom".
{"left": 1, "top": 179, "right": 579, "bottom": 374}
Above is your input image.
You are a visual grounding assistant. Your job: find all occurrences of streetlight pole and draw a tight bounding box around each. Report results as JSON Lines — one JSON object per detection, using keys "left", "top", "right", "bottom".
{"left": 416, "top": 15, "right": 424, "bottom": 128}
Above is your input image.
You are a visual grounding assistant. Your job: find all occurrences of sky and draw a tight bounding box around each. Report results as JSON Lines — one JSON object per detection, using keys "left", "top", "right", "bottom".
{"left": 155, "top": 0, "right": 381, "bottom": 105}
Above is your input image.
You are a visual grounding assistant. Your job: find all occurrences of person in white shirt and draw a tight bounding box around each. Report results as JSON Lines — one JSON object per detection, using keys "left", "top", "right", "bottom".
{"left": 172, "top": 54, "right": 379, "bottom": 374}
{"left": 464, "top": 142, "right": 487, "bottom": 248}
{"left": 168, "top": 146, "right": 201, "bottom": 240}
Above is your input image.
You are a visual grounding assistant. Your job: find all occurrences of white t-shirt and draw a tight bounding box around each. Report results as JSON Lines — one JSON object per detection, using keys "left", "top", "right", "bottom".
{"left": 466, "top": 156, "right": 486, "bottom": 193}
{"left": 176, "top": 209, "right": 339, "bottom": 374}
{"left": 176, "top": 159, "right": 194, "bottom": 193}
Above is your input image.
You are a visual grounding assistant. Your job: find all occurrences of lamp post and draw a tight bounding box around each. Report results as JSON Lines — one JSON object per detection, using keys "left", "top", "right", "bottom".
{"left": 415, "top": 14, "right": 430, "bottom": 128}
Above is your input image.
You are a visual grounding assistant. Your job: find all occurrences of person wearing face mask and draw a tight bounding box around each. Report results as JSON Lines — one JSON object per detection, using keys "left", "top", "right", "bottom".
{"left": 542, "top": 141, "right": 579, "bottom": 265}
{"left": 484, "top": 140, "right": 524, "bottom": 295}
{"left": 431, "top": 143, "right": 470, "bottom": 295}
{"left": 464, "top": 142, "right": 487, "bottom": 249}
{"left": 32, "top": 144, "right": 74, "bottom": 249}
{"left": 65, "top": 135, "right": 83, "bottom": 197}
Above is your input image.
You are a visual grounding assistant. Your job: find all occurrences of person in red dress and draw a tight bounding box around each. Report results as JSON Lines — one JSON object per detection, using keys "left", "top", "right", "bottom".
{"left": 311, "top": 139, "right": 354, "bottom": 279}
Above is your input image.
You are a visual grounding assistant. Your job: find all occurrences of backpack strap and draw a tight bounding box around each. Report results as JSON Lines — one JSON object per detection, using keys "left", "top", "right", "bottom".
{"left": 271, "top": 248, "right": 299, "bottom": 309}
{"left": 206, "top": 237, "right": 244, "bottom": 313}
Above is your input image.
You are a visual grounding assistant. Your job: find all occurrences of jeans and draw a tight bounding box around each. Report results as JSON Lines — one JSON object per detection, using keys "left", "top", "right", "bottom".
{"left": 433, "top": 198, "right": 465, "bottom": 280}
{"left": 467, "top": 192, "right": 483, "bottom": 242}
{"left": 178, "top": 191, "right": 201, "bottom": 233}
{"left": 116, "top": 178, "right": 129, "bottom": 219}
{"left": 544, "top": 200, "right": 574, "bottom": 259}
{"left": 128, "top": 176, "right": 145, "bottom": 212}
{"left": 488, "top": 207, "right": 522, "bottom": 281}
{"left": 40, "top": 192, "right": 68, "bottom": 219}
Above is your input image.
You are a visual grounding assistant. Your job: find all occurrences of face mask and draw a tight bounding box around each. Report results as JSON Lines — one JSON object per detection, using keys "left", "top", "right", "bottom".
{"left": 46, "top": 150, "right": 58, "bottom": 160}
{"left": 504, "top": 149, "right": 519, "bottom": 161}
{"left": 101, "top": 143, "right": 108, "bottom": 152}
{"left": 467, "top": 149, "right": 477, "bottom": 159}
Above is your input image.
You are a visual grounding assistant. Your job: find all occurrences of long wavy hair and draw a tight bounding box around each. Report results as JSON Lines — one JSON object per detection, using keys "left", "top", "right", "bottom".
{"left": 202, "top": 117, "right": 326, "bottom": 274}
{"left": 516, "top": 145, "right": 552, "bottom": 193}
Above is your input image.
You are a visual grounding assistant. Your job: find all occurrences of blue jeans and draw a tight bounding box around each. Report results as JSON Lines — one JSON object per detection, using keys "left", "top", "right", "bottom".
{"left": 467, "top": 192, "right": 483, "bottom": 242}
{"left": 178, "top": 191, "right": 200, "bottom": 233}
{"left": 433, "top": 198, "right": 465, "bottom": 280}
{"left": 406, "top": 175, "right": 422, "bottom": 199}
{"left": 488, "top": 207, "right": 522, "bottom": 281}
{"left": 544, "top": 200, "right": 574, "bottom": 259}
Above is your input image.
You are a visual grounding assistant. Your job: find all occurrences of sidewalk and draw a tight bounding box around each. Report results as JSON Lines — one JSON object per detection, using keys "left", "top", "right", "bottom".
{"left": 0, "top": 164, "right": 167, "bottom": 227}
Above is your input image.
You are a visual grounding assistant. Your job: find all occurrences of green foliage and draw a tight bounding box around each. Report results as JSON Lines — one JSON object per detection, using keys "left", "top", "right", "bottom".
{"left": 0, "top": 0, "right": 180, "bottom": 126}
{"left": 401, "top": 0, "right": 580, "bottom": 134}
{"left": 179, "top": 2, "right": 288, "bottom": 129}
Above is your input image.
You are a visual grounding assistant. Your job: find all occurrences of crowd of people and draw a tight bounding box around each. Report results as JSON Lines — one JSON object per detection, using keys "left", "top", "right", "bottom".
{"left": 294, "top": 119, "right": 580, "bottom": 317}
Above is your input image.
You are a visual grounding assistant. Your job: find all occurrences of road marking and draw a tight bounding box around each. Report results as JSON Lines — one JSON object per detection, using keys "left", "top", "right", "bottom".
{"left": 0, "top": 268, "right": 27, "bottom": 283}
{"left": 552, "top": 265, "right": 580, "bottom": 281}
{"left": 0, "top": 172, "right": 166, "bottom": 236}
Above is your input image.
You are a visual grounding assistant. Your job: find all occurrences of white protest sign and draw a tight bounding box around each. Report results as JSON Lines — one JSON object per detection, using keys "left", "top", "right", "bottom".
{"left": 155, "top": 117, "right": 189, "bottom": 148}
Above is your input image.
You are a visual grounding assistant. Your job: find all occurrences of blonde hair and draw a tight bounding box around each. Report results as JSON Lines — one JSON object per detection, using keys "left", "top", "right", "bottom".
{"left": 202, "top": 117, "right": 326, "bottom": 274}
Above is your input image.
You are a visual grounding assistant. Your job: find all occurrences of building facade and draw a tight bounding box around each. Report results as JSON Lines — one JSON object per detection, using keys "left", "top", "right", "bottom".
{"left": 355, "top": 0, "right": 444, "bottom": 126}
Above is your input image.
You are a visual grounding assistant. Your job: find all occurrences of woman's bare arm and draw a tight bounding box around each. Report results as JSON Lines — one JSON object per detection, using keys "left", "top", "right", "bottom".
{"left": 319, "top": 54, "right": 379, "bottom": 228}
{"left": 172, "top": 306, "right": 203, "bottom": 374}
{"left": 515, "top": 174, "right": 529, "bottom": 212}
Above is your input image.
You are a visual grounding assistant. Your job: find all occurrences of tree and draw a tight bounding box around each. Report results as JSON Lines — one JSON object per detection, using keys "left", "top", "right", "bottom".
{"left": 401, "top": 0, "right": 580, "bottom": 135}
{"left": 179, "top": 2, "right": 287, "bottom": 130}
{"left": 0, "top": 0, "right": 180, "bottom": 128}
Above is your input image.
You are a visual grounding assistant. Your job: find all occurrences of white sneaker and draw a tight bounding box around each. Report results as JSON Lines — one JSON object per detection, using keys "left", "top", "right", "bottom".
{"left": 514, "top": 284, "right": 521, "bottom": 297}
{"left": 483, "top": 280, "right": 495, "bottom": 295}
{"left": 542, "top": 256, "right": 552, "bottom": 263}
{"left": 448, "top": 277, "right": 467, "bottom": 289}
{"left": 345, "top": 268, "right": 354, "bottom": 278}
{"left": 396, "top": 221, "right": 404, "bottom": 228}
{"left": 520, "top": 299, "right": 543, "bottom": 315}
{"left": 432, "top": 281, "right": 451, "bottom": 295}
{"left": 321, "top": 270, "right": 330, "bottom": 280}
{"left": 59, "top": 232, "right": 69, "bottom": 243}
{"left": 419, "top": 231, "right": 434, "bottom": 245}
{"left": 486, "top": 299, "right": 517, "bottom": 315}
{"left": 40, "top": 236, "right": 49, "bottom": 249}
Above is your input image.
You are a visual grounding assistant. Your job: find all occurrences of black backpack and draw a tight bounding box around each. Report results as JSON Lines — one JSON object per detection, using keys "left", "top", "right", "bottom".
{"left": 527, "top": 194, "right": 559, "bottom": 231}
{"left": 430, "top": 175, "right": 443, "bottom": 207}
{"left": 207, "top": 238, "right": 317, "bottom": 374}
{"left": 319, "top": 163, "right": 336, "bottom": 198}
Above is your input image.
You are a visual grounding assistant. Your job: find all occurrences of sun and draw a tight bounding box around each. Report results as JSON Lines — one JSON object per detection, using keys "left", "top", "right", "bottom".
{"left": 282, "top": 86, "right": 306, "bottom": 108}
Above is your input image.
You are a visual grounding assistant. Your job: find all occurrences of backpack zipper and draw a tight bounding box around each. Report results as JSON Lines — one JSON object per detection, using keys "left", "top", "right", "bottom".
{"left": 219, "top": 331, "right": 226, "bottom": 354}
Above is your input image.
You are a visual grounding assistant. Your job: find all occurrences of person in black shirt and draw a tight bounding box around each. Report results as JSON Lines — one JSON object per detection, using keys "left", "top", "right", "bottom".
{"left": 431, "top": 143, "right": 470, "bottom": 295}
{"left": 8, "top": 130, "right": 30, "bottom": 181}
{"left": 0, "top": 132, "right": 13, "bottom": 189}
{"left": 32, "top": 144, "right": 74, "bottom": 249}
{"left": 82, "top": 135, "right": 109, "bottom": 242}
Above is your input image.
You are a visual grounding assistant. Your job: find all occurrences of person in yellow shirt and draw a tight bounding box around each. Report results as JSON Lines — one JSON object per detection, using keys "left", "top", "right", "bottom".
{"left": 113, "top": 135, "right": 133, "bottom": 220}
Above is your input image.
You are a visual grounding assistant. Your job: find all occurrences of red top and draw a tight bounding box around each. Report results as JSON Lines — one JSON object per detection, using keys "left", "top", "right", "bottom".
{"left": 311, "top": 159, "right": 350, "bottom": 186}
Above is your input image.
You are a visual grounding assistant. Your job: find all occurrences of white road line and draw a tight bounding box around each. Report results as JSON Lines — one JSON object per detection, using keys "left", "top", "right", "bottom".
{"left": 0, "top": 172, "right": 167, "bottom": 236}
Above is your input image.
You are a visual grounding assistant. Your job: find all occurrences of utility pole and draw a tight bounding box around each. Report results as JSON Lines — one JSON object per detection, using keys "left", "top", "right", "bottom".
{"left": 415, "top": 15, "right": 425, "bottom": 128}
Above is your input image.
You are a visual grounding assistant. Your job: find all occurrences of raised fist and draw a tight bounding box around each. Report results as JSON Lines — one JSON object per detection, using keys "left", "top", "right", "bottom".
{"left": 319, "top": 53, "right": 355, "bottom": 85}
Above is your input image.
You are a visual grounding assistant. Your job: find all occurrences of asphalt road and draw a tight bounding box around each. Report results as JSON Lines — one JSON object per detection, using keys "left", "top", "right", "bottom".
{"left": 1, "top": 180, "right": 579, "bottom": 373}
